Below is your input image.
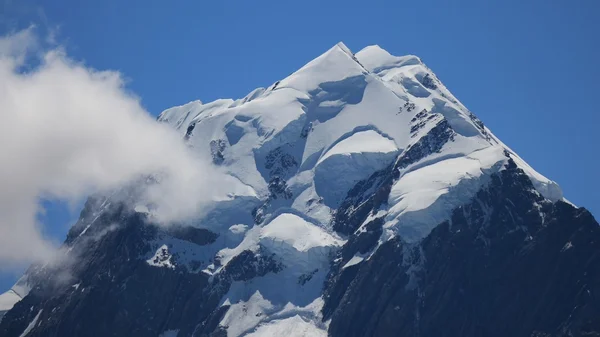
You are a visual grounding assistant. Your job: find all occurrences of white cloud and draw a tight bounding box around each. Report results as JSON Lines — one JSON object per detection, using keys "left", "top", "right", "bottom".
{"left": 0, "top": 28, "right": 228, "bottom": 270}
{"left": 0, "top": 26, "right": 38, "bottom": 63}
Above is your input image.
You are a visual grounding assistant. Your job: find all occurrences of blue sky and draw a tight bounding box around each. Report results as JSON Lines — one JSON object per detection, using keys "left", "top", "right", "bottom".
{"left": 0, "top": 0, "right": 598, "bottom": 291}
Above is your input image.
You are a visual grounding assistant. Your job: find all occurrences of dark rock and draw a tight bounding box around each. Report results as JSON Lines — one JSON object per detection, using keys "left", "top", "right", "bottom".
{"left": 0, "top": 201, "right": 281, "bottom": 337}
{"left": 209, "top": 139, "right": 227, "bottom": 165}
{"left": 469, "top": 112, "right": 490, "bottom": 140}
{"left": 264, "top": 146, "right": 298, "bottom": 179}
{"left": 167, "top": 226, "right": 218, "bottom": 246}
{"left": 267, "top": 177, "right": 292, "bottom": 200}
{"left": 218, "top": 249, "right": 283, "bottom": 283}
{"left": 419, "top": 73, "right": 438, "bottom": 90}
{"left": 403, "top": 101, "right": 416, "bottom": 112}
{"left": 185, "top": 122, "right": 196, "bottom": 140}
{"left": 333, "top": 119, "right": 455, "bottom": 235}
{"left": 324, "top": 160, "right": 600, "bottom": 337}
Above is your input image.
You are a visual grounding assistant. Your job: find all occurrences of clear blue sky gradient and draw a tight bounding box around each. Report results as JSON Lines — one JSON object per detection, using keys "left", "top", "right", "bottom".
{"left": 1, "top": 0, "right": 599, "bottom": 290}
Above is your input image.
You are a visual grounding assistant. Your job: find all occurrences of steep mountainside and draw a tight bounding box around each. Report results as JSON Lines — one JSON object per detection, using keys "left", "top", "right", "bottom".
{"left": 0, "top": 43, "right": 598, "bottom": 337}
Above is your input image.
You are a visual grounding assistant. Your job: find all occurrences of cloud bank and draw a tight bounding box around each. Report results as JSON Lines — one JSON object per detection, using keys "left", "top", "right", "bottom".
{"left": 0, "top": 28, "right": 226, "bottom": 269}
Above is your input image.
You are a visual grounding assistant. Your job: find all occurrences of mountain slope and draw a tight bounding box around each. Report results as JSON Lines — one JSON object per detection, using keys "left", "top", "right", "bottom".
{"left": 0, "top": 43, "right": 597, "bottom": 337}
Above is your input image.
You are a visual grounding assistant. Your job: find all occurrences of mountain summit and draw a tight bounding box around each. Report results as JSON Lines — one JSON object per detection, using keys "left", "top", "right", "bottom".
{"left": 1, "top": 43, "right": 598, "bottom": 337}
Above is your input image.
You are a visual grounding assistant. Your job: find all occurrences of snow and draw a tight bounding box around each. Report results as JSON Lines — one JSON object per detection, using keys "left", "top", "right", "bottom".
{"left": 220, "top": 290, "right": 275, "bottom": 337}
{"left": 158, "top": 330, "right": 179, "bottom": 337}
{"left": 229, "top": 224, "right": 249, "bottom": 235}
{"left": 342, "top": 254, "right": 365, "bottom": 269}
{"left": 134, "top": 205, "right": 149, "bottom": 213}
{"left": 260, "top": 213, "right": 343, "bottom": 253}
{"left": 278, "top": 42, "right": 366, "bottom": 93}
{"left": 430, "top": 98, "right": 481, "bottom": 137}
{"left": 503, "top": 146, "right": 563, "bottom": 201}
{"left": 18, "top": 309, "right": 42, "bottom": 337}
{"left": 314, "top": 130, "right": 399, "bottom": 207}
{"left": 562, "top": 241, "right": 574, "bottom": 252}
{"left": 0, "top": 289, "right": 21, "bottom": 312}
{"left": 299, "top": 77, "right": 404, "bottom": 167}
{"left": 216, "top": 226, "right": 262, "bottom": 269}
{"left": 386, "top": 146, "right": 508, "bottom": 241}
{"left": 245, "top": 315, "right": 327, "bottom": 337}
{"left": 356, "top": 45, "right": 421, "bottom": 74}
{"left": 78, "top": 224, "right": 92, "bottom": 236}
{"left": 257, "top": 213, "right": 343, "bottom": 270}
{"left": 0, "top": 276, "right": 30, "bottom": 320}
{"left": 219, "top": 275, "right": 328, "bottom": 337}
{"left": 290, "top": 182, "right": 333, "bottom": 226}
{"left": 317, "top": 129, "right": 398, "bottom": 164}
{"left": 217, "top": 216, "right": 339, "bottom": 336}
{"left": 143, "top": 229, "right": 234, "bottom": 274}
{"left": 146, "top": 244, "right": 175, "bottom": 269}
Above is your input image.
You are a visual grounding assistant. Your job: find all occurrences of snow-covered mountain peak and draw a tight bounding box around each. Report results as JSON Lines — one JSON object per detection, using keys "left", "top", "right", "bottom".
{"left": 277, "top": 42, "right": 367, "bottom": 93}
{"left": 151, "top": 42, "right": 564, "bottom": 250}
{"left": 334, "top": 41, "right": 353, "bottom": 57}
{"left": 1, "top": 42, "right": 588, "bottom": 337}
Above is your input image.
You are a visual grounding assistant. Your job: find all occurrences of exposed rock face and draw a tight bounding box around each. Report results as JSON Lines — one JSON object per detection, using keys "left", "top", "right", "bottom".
{"left": 324, "top": 160, "right": 600, "bottom": 337}
{"left": 1, "top": 42, "right": 598, "bottom": 337}
{"left": 0, "top": 202, "right": 281, "bottom": 337}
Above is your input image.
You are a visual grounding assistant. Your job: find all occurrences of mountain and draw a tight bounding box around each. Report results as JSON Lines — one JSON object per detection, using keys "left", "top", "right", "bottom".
{"left": 1, "top": 42, "right": 599, "bottom": 337}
